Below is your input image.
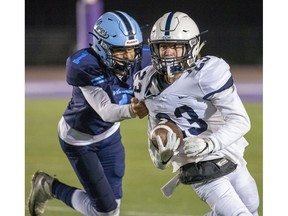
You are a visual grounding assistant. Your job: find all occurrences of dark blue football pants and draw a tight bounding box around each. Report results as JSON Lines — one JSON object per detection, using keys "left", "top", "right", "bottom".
{"left": 57, "top": 128, "right": 125, "bottom": 213}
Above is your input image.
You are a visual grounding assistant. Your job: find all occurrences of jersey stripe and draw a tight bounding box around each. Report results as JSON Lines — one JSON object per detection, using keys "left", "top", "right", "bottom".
{"left": 113, "top": 11, "right": 135, "bottom": 40}
{"left": 203, "top": 76, "right": 234, "bottom": 100}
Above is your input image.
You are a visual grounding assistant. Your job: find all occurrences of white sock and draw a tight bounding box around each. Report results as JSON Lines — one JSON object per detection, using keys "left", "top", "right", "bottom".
{"left": 71, "top": 189, "right": 121, "bottom": 216}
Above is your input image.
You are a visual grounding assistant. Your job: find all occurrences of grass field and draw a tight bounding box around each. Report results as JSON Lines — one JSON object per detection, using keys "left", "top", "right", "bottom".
{"left": 25, "top": 99, "right": 263, "bottom": 216}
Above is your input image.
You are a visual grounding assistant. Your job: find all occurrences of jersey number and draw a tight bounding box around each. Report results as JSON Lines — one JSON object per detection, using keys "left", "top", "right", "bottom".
{"left": 156, "top": 105, "right": 208, "bottom": 137}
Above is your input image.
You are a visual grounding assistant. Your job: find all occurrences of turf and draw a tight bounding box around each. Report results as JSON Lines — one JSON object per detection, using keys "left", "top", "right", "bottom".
{"left": 25, "top": 99, "right": 262, "bottom": 216}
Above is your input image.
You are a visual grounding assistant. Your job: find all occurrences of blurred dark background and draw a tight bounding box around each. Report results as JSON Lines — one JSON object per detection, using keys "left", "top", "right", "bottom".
{"left": 26, "top": 0, "right": 262, "bottom": 66}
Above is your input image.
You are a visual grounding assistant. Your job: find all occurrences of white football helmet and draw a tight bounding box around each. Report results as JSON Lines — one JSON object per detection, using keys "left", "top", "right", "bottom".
{"left": 149, "top": 12, "right": 201, "bottom": 77}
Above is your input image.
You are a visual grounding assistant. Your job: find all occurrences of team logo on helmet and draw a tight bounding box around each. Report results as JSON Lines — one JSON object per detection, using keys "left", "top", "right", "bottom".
{"left": 161, "top": 35, "right": 171, "bottom": 39}
{"left": 94, "top": 22, "right": 108, "bottom": 39}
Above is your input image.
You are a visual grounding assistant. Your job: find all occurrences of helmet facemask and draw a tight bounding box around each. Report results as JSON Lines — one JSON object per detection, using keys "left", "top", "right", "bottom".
{"left": 149, "top": 12, "right": 203, "bottom": 78}
{"left": 149, "top": 36, "right": 200, "bottom": 77}
{"left": 106, "top": 44, "right": 143, "bottom": 81}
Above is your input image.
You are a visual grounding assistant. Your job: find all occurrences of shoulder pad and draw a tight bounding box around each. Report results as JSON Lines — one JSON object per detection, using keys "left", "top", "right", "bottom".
{"left": 133, "top": 66, "right": 158, "bottom": 99}
{"left": 194, "top": 56, "right": 233, "bottom": 99}
{"left": 66, "top": 48, "right": 105, "bottom": 86}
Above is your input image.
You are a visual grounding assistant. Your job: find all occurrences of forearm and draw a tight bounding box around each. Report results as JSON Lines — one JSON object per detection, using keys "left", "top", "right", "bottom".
{"left": 80, "top": 86, "right": 136, "bottom": 122}
{"left": 208, "top": 86, "right": 250, "bottom": 151}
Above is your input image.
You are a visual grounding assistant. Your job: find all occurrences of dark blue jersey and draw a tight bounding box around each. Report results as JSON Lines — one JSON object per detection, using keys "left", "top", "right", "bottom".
{"left": 63, "top": 48, "right": 136, "bottom": 135}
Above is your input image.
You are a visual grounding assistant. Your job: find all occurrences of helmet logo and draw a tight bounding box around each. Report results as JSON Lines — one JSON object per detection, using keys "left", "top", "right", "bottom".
{"left": 94, "top": 24, "right": 108, "bottom": 39}
{"left": 161, "top": 35, "right": 171, "bottom": 39}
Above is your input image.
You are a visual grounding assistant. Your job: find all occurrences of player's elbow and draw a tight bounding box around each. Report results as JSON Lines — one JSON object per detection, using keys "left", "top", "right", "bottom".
{"left": 242, "top": 115, "right": 251, "bottom": 134}
{"left": 229, "top": 114, "right": 251, "bottom": 135}
{"left": 234, "top": 115, "right": 250, "bottom": 136}
{"left": 100, "top": 114, "right": 114, "bottom": 122}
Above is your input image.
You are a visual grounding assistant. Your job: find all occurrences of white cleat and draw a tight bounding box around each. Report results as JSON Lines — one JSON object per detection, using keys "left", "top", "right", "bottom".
{"left": 28, "top": 171, "right": 55, "bottom": 216}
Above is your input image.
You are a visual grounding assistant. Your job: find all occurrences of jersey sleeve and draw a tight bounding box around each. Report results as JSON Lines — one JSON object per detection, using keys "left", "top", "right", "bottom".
{"left": 133, "top": 65, "right": 158, "bottom": 101}
{"left": 66, "top": 49, "right": 105, "bottom": 87}
{"left": 197, "top": 56, "right": 233, "bottom": 100}
{"left": 79, "top": 86, "right": 135, "bottom": 122}
{"left": 208, "top": 85, "right": 251, "bottom": 151}
{"left": 195, "top": 56, "right": 251, "bottom": 151}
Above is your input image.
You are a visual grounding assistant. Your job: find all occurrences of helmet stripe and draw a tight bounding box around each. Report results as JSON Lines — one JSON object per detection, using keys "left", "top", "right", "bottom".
{"left": 113, "top": 11, "right": 135, "bottom": 40}
{"left": 164, "top": 12, "right": 175, "bottom": 36}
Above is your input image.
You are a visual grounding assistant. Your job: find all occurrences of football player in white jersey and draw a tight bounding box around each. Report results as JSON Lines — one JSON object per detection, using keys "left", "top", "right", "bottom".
{"left": 133, "top": 12, "right": 259, "bottom": 216}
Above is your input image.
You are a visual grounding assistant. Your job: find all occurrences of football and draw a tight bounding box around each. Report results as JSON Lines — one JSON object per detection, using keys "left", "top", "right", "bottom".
{"left": 150, "top": 120, "right": 183, "bottom": 150}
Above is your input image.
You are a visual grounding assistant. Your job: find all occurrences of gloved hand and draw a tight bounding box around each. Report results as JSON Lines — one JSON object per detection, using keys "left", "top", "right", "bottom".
{"left": 130, "top": 97, "right": 148, "bottom": 119}
{"left": 183, "top": 137, "right": 214, "bottom": 158}
{"left": 156, "top": 131, "right": 180, "bottom": 163}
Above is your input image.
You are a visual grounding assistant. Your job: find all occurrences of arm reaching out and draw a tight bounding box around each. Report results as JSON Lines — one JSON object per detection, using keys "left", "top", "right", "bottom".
{"left": 130, "top": 97, "right": 148, "bottom": 119}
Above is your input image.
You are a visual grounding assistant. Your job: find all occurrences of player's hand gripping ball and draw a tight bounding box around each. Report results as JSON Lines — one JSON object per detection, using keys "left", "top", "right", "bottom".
{"left": 150, "top": 120, "right": 183, "bottom": 150}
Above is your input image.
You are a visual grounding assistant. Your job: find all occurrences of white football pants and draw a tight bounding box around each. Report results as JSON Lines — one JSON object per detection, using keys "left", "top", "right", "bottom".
{"left": 191, "top": 165, "right": 259, "bottom": 216}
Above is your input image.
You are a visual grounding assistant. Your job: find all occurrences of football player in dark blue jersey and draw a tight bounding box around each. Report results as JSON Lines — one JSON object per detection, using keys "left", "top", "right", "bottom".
{"left": 28, "top": 11, "right": 149, "bottom": 216}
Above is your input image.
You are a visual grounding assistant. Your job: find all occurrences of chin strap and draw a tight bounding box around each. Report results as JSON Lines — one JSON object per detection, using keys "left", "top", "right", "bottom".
{"left": 196, "top": 40, "right": 207, "bottom": 58}
{"left": 195, "top": 29, "right": 208, "bottom": 58}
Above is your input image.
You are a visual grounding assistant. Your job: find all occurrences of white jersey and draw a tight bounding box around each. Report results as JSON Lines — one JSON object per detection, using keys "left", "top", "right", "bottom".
{"left": 133, "top": 56, "right": 251, "bottom": 172}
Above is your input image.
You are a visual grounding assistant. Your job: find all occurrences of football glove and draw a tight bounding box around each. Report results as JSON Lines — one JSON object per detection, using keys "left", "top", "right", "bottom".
{"left": 183, "top": 137, "right": 214, "bottom": 158}
{"left": 157, "top": 131, "right": 180, "bottom": 163}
